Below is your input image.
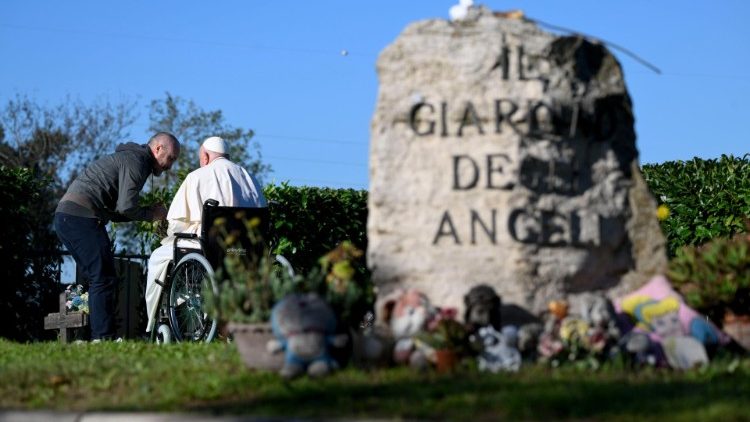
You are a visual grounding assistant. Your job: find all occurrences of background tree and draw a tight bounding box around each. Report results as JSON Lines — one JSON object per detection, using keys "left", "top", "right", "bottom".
{"left": 0, "top": 94, "right": 138, "bottom": 189}
{"left": 148, "top": 92, "right": 270, "bottom": 187}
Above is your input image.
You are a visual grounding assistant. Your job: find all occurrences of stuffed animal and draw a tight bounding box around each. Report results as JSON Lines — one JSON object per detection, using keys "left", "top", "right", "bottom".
{"left": 616, "top": 275, "right": 727, "bottom": 369}
{"left": 267, "top": 293, "right": 347, "bottom": 379}
{"left": 474, "top": 325, "right": 522, "bottom": 373}
{"left": 375, "top": 288, "right": 437, "bottom": 369}
{"left": 463, "top": 284, "right": 502, "bottom": 333}
{"left": 576, "top": 293, "right": 622, "bottom": 355}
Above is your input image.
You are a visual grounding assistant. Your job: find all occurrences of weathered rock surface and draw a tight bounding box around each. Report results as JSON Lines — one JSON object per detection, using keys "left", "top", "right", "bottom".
{"left": 368, "top": 7, "right": 667, "bottom": 320}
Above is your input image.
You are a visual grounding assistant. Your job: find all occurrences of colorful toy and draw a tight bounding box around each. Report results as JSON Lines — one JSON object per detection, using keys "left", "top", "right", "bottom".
{"left": 475, "top": 325, "right": 522, "bottom": 373}
{"left": 375, "top": 288, "right": 437, "bottom": 369}
{"left": 268, "top": 293, "right": 347, "bottom": 379}
{"left": 616, "top": 275, "right": 728, "bottom": 369}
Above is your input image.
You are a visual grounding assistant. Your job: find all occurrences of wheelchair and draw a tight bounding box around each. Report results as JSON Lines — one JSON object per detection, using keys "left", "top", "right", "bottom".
{"left": 151, "top": 199, "right": 293, "bottom": 344}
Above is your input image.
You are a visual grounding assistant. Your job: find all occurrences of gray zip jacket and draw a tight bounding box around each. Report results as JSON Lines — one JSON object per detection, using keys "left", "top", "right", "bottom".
{"left": 55, "top": 142, "right": 157, "bottom": 223}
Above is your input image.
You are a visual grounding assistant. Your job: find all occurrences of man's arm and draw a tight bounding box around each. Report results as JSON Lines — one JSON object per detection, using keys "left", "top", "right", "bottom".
{"left": 116, "top": 160, "right": 155, "bottom": 221}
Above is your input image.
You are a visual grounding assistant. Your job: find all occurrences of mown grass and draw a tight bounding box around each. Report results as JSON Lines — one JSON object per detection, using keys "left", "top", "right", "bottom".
{"left": 1, "top": 339, "right": 749, "bottom": 421}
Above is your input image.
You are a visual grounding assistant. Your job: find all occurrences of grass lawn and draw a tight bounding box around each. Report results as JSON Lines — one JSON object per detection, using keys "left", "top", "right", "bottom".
{"left": 1, "top": 339, "right": 749, "bottom": 421}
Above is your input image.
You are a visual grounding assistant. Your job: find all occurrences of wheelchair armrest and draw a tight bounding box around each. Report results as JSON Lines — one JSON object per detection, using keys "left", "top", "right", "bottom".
{"left": 174, "top": 233, "right": 198, "bottom": 239}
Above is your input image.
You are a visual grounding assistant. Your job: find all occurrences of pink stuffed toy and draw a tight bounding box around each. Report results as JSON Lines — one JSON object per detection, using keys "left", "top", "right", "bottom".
{"left": 376, "top": 288, "right": 437, "bottom": 369}
{"left": 616, "top": 275, "right": 729, "bottom": 369}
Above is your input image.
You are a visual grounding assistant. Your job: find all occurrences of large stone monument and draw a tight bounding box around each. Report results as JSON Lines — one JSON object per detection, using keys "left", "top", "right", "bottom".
{"left": 368, "top": 7, "right": 667, "bottom": 318}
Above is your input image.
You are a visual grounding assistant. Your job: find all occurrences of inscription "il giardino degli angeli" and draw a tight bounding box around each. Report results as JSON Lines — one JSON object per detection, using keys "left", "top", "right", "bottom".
{"left": 406, "top": 97, "right": 623, "bottom": 248}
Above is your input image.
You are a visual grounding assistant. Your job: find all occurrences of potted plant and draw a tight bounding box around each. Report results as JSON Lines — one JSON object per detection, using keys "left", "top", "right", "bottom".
{"left": 668, "top": 227, "right": 750, "bottom": 351}
{"left": 202, "top": 217, "right": 300, "bottom": 370}
{"left": 415, "top": 308, "right": 469, "bottom": 372}
{"left": 204, "top": 216, "right": 372, "bottom": 370}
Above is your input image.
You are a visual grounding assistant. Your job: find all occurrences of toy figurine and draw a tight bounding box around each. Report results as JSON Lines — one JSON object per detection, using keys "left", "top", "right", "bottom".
{"left": 375, "top": 288, "right": 437, "bottom": 369}
{"left": 267, "top": 293, "right": 347, "bottom": 379}
{"left": 463, "top": 284, "right": 502, "bottom": 333}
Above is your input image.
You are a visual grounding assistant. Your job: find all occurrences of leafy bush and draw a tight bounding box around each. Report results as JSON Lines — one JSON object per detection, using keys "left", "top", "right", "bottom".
{"left": 642, "top": 154, "right": 750, "bottom": 256}
{"left": 0, "top": 166, "right": 60, "bottom": 341}
{"left": 668, "top": 229, "right": 750, "bottom": 322}
{"left": 264, "top": 183, "right": 368, "bottom": 276}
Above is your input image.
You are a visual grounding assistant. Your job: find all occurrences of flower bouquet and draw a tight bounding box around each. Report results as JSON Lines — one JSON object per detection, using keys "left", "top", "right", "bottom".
{"left": 65, "top": 284, "right": 89, "bottom": 314}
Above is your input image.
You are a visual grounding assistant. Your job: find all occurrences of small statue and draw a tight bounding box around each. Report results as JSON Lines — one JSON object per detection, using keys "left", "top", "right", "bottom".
{"left": 267, "top": 293, "right": 347, "bottom": 379}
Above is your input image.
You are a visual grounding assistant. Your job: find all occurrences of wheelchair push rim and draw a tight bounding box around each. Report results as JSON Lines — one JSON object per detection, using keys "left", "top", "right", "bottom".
{"left": 168, "top": 252, "right": 218, "bottom": 342}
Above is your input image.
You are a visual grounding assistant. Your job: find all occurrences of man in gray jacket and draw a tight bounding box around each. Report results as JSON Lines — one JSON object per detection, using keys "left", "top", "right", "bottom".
{"left": 54, "top": 132, "right": 180, "bottom": 341}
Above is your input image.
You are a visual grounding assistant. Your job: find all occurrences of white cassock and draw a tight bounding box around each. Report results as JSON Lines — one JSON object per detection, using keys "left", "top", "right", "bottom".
{"left": 145, "top": 157, "right": 267, "bottom": 332}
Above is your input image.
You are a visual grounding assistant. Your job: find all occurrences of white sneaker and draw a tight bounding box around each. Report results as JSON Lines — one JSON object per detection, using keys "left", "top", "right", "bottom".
{"left": 91, "top": 337, "right": 124, "bottom": 343}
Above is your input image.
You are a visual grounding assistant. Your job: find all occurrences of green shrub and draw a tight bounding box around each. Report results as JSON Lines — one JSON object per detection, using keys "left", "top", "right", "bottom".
{"left": 264, "top": 183, "right": 368, "bottom": 275}
{"left": 668, "top": 230, "right": 750, "bottom": 323}
{"left": 642, "top": 154, "right": 750, "bottom": 256}
{"left": 0, "top": 166, "right": 59, "bottom": 341}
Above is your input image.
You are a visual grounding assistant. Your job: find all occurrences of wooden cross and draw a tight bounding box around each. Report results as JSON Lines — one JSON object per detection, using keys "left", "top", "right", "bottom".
{"left": 44, "top": 292, "right": 89, "bottom": 343}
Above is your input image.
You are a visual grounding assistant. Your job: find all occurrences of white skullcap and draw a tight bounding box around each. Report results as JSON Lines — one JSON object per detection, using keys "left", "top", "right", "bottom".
{"left": 202, "top": 136, "right": 227, "bottom": 154}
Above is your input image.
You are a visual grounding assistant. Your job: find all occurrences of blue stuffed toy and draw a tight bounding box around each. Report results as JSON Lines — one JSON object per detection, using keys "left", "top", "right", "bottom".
{"left": 267, "top": 293, "right": 347, "bottom": 379}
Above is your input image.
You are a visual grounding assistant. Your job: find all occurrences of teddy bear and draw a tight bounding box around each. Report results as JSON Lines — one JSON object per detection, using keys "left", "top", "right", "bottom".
{"left": 375, "top": 288, "right": 437, "bottom": 369}
{"left": 267, "top": 293, "right": 347, "bottom": 379}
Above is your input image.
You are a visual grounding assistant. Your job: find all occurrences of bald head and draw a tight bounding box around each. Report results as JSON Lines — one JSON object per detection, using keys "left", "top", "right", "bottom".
{"left": 148, "top": 132, "right": 180, "bottom": 175}
{"left": 148, "top": 132, "right": 179, "bottom": 149}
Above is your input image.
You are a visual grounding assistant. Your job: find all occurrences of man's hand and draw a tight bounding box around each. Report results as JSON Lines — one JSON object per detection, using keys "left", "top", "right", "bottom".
{"left": 151, "top": 204, "right": 168, "bottom": 221}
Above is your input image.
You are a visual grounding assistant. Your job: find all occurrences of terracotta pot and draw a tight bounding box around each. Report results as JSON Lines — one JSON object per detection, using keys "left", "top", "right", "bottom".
{"left": 723, "top": 312, "right": 750, "bottom": 352}
{"left": 227, "top": 322, "right": 284, "bottom": 371}
{"left": 434, "top": 349, "right": 459, "bottom": 373}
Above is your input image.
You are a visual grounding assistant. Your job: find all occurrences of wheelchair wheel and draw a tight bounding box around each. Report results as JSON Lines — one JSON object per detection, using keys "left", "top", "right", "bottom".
{"left": 168, "top": 252, "right": 218, "bottom": 342}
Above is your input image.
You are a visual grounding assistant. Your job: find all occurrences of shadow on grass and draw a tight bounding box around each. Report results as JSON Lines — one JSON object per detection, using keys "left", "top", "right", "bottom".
{"left": 188, "top": 369, "right": 750, "bottom": 421}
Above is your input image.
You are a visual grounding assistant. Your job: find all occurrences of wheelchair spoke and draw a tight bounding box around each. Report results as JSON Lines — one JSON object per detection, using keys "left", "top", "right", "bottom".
{"left": 168, "top": 253, "right": 218, "bottom": 343}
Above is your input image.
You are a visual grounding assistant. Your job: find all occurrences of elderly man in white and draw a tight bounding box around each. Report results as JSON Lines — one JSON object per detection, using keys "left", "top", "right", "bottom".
{"left": 144, "top": 136, "right": 267, "bottom": 334}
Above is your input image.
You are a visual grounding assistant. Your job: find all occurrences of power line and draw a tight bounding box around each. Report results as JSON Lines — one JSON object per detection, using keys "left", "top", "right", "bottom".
{"left": 525, "top": 17, "right": 662, "bottom": 75}
{"left": 264, "top": 154, "right": 367, "bottom": 168}
{"left": 255, "top": 133, "right": 367, "bottom": 146}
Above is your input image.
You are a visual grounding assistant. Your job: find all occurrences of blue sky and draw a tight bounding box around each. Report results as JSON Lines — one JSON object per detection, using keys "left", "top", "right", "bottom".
{"left": 2, "top": 1, "right": 748, "bottom": 190}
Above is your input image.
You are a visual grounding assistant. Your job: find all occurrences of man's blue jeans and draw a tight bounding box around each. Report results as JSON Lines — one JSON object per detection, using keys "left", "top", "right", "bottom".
{"left": 54, "top": 213, "right": 118, "bottom": 340}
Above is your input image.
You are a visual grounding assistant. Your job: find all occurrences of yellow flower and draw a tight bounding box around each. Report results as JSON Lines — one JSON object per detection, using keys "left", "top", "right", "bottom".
{"left": 656, "top": 204, "right": 670, "bottom": 221}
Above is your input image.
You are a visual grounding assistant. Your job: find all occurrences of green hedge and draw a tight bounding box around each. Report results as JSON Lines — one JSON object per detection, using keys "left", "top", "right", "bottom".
{"left": 642, "top": 154, "right": 750, "bottom": 256}
{"left": 264, "top": 183, "right": 368, "bottom": 275}
{"left": 0, "top": 166, "right": 59, "bottom": 341}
